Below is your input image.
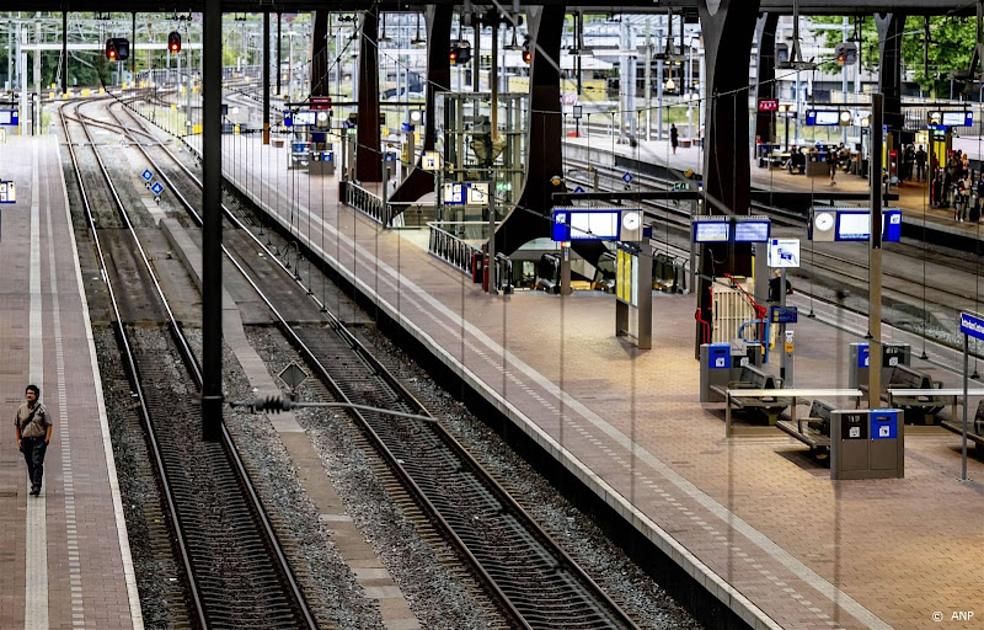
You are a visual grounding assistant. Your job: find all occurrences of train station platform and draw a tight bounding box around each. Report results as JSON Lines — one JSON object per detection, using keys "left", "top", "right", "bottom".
{"left": 214, "top": 134, "right": 984, "bottom": 629}
{"left": 0, "top": 136, "right": 143, "bottom": 629}
{"left": 564, "top": 135, "right": 984, "bottom": 242}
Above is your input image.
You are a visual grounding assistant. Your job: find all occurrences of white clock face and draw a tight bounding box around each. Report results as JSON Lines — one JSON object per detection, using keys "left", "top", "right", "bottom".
{"left": 622, "top": 211, "right": 641, "bottom": 231}
{"left": 814, "top": 212, "right": 834, "bottom": 232}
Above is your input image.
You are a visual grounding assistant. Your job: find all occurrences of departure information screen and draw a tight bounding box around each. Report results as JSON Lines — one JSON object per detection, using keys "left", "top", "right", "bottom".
{"left": 733, "top": 220, "right": 771, "bottom": 243}
{"left": 692, "top": 221, "right": 731, "bottom": 243}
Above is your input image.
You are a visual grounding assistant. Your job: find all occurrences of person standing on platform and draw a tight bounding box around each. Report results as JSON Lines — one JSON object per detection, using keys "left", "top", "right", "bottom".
{"left": 973, "top": 172, "right": 984, "bottom": 223}
{"left": 944, "top": 157, "right": 955, "bottom": 207}
{"left": 15, "top": 384, "right": 52, "bottom": 496}
{"left": 915, "top": 145, "right": 927, "bottom": 181}
{"left": 932, "top": 168, "right": 944, "bottom": 207}
{"left": 827, "top": 148, "right": 838, "bottom": 185}
{"left": 768, "top": 269, "right": 793, "bottom": 303}
{"left": 670, "top": 123, "right": 679, "bottom": 155}
{"left": 957, "top": 173, "right": 972, "bottom": 222}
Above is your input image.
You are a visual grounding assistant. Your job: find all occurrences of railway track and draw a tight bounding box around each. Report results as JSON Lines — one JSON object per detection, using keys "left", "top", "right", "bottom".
{"left": 59, "top": 98, "right": 318, "bottom": 630}
{"left": 100, "top": 94, "right": 643, "bottom": 629}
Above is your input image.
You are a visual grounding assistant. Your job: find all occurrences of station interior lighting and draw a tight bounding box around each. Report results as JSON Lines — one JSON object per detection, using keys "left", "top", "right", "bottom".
{"left": 839, "top": 111, "right": 852, "bottom": 125}
{"left": 168, "top": 31, "right": 182, "bottom": 54}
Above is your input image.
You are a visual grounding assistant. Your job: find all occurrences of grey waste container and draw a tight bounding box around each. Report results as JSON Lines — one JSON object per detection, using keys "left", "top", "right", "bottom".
{"left": 830, "top": 409, "right": 904, "bottom": 480}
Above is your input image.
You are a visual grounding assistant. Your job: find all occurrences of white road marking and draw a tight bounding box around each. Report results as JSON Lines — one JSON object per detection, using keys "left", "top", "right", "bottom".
{"left": 26, "top": 137, "right": 49, "bottom": 630}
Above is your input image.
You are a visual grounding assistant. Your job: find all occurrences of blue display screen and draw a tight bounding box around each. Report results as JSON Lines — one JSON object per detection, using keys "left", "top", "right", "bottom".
{"left": 692, "top": 221, "right": 730, "bottom": 243}
{"left": 733, "top": 220, "right": 771, "bottom": 243}
{"left": 806, "top": 110, "right": 840, "bottom": 126}
{"left": 835, "top": 209, "right": 902, "bottom": 242}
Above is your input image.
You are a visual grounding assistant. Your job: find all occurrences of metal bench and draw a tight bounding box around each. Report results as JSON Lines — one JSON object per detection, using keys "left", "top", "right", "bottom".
{"left": 940, "top": 399, "right": 984, "bottom": 452}
{"left": 863, "top": 365, "right": 945, "bottom": 424}
{"left": 715, "top": 365, "right": 789, "bottom": 428}
{"left": 777, "top": 399, "right": 834, "bottom": 460}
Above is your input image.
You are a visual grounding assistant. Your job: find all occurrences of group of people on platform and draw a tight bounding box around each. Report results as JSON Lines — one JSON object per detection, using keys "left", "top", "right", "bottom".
{"left": 930, "top": 149, "right": 984, "bottom": 223}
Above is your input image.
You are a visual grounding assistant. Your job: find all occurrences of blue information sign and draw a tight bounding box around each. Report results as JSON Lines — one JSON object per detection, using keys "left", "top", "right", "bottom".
{"left": 707, "top": 343, "right": 731, "bottom": 369}
{"left": 960, "top": 312, "right": 984, "bottom": 341}
{"left": 870, "top": 410, "right": 899, "bottom": 440}
{"left": 834, "top": 209, "right": 902, "bottom": 242}
{"left": 856, "top": 343, "right": 870, "bottom": 368}
{"left": 622, "top": 172, "right": 633, "bottom": 184}
{"left": 141, "top": 169, "right": 153, "bottom": 182}
{"left": 573, "top": 186, "right": 585, "bottom": 194}
{"left": 770, "top": 305, "right": 798, "bottom": 324}
{"left": 150, "top": 182, "right": 164, "bottom": 196}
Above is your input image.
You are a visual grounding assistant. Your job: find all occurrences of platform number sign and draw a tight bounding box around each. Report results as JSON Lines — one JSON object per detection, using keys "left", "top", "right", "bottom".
{"left": 621, "top": 172, "right": 633, "bottom": 184}
{"left": 141, "top": 169, "right": 154, "bottom": 188}
{"left": 150, "top": 182, "right": 164, "bottom": 199}
{"left": 573, "top": 186, "right": 585, "bottom": 194}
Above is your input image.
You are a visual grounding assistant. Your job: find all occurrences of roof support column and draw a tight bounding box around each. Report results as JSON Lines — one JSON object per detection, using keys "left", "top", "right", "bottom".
{"left": 61, "top": 11, "right": 67, "bottom": 95}
{"left": 494, "top": 4, "right": 566, "bottom": 256}
{"left": 754, "top": 12, "right": 779, "bottom": 145}
{"left": 356, "top": 9, "right": 382, "bottom": 183}
{"left": 310, "top": 11, "right": 328, "bottom": 97}
{"left": 262, "top": 11, "right": 270, "bottom": 144}
{"left": 389, "top": 6, "right": 452, "bottom": 205}
{"left": 201, "top": 0, "right": 223, "bottom": 441}
{"left": 696, "top": 0, "right": 760, "bottom": 352}
{"left": 875, "top": 13, "right": 905, "bottom": 132}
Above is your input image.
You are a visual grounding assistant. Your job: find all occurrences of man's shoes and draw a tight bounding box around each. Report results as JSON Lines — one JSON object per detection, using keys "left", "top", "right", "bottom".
{"left": 29, "top": 488, "right": 39, "bottom": 497}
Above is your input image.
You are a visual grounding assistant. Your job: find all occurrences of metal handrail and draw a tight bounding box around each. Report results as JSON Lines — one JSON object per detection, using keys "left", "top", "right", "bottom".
{"left": 427, "top": 221, "right": 487, "bottom": 274}
{"left": 343, "top": 180, "right": 390, "bottom": 226}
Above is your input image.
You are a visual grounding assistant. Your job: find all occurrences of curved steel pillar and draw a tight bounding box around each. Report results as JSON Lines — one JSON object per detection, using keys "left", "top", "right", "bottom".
{"left": 494, "top": 5, "right": 566, "bottom": 256}
{"left": 390, "top": 5, "right": 452, "bottom": 205}
{"left": 310, "top": 11, "right": 329, "bottom": 97}
{"left": 696, "top": 0, "right": 760, "bottom": 350}
{"left": 875, "top": 13, "right": 905, "bottom": 132}
{"left": 357, "top": 10, "right": 382, "bottom": 183}
{"left": 754, "top": 13, "right": 779, "bottom": 144}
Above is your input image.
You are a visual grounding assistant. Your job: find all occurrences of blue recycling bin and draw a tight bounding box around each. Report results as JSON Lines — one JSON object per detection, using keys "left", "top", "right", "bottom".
{"left": 707, "top": 343, "right": 731, "bottom": 370}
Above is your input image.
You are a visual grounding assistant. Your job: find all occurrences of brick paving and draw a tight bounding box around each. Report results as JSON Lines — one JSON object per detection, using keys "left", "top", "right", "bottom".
{"left": 0, "top": 135, "right": 141, "bottom": 630}
{"left": 215, "top": 134, "right": 984, "bottom": 629}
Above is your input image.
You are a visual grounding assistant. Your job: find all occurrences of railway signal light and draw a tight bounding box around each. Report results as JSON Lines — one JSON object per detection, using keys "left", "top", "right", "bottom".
{"left": 834, "top": 42, "right": 857, "bottom": 66}
{"left": 449, "top": 42, "right": 471, "bottom": 66}
{"left": 522, "top": 39, "right": 533, "bottom": 65}
{"left": 168, "top": 31, "right": 182, "bottom": 54}
{"left": 105, "top": 37, "right": 130, "bottom": 61}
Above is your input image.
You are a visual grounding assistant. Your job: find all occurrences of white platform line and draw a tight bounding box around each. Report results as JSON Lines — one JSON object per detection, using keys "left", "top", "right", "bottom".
{"left": 26, "top": 137, "right": 49, "bottom": 630}
{"left": 54, "top": 135, "right": 144, "bottom": 630}
{"left": 41, "top": 140, "right": 86, "bottom": 628}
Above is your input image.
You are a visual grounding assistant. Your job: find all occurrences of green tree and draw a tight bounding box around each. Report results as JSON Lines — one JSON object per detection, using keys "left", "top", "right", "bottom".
{"left": 810, "top": 15, "right": 977, "bottom": 92}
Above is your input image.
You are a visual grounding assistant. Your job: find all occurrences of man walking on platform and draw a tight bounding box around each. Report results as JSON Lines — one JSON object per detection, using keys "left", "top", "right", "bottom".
{"left": 14, "top": 384, "right": 53, "bottom": 496}
{"left": 915, "top": 145, "right": 927, "bottom": 181}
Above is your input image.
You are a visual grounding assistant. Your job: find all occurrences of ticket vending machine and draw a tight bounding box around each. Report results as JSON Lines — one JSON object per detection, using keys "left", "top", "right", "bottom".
{"left": 830, "top": 409, "right": 904, "bottom": 480}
